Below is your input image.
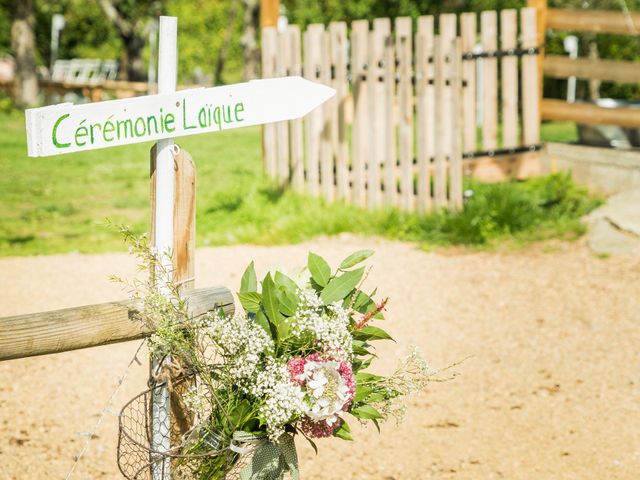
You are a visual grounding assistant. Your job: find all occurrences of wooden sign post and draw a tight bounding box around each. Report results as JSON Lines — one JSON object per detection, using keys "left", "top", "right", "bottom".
{"left": 24, "top": 15, "right": 335, "bottom": 480}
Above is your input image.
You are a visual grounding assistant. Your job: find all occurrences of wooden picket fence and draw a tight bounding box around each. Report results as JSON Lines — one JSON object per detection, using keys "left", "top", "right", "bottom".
{"left": 261, "top": 7, "right": 541, "bottom": 212}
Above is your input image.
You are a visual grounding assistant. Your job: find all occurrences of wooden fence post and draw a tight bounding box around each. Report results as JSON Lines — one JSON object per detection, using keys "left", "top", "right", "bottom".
{"left": 520, "top": 7, "right": 541, "bottom": 177}
{"left": 460, "top": 13, "right": 477, "bottom": 155}
{"left": 276, "top": 30, "right": 292, "bottom": 185}
{"left": 261, "top": 27, "right": 278, "bottom": 179}
{"left": 396, "top": 17, "right": 413, "bottom": 211}
{"left": 500, "top": 9, "right": 518, "bottom": 150}
{"left": 303, "top": 24, "right": 324, "bottom": 197}
{"left": 383, "top": 29, "right": 397, "bottom": 208}
{"left": 480, "top": 11, "right": 498, "bottom": 151}
{"left": 527, "top": 0, "right": 547, "bottom": 106}
{"left": 330, "top": 22, "right": 349, "bottom": 202}
{"left": 150, "top": 143, "right": 197, "bottom": 453}
{"left": 288, "top": 25, "right": 305, "bottom": 192}
{"left": 351, "top": 20, "right": 369, "bottom": 208}
{"left": 415, "top": 15, "right": 434, "bottom": 213}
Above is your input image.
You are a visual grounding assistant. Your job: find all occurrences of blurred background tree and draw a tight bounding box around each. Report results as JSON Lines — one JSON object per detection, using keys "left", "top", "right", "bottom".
{"left": 0, "top": 0, "right": 639, "bottom": 98}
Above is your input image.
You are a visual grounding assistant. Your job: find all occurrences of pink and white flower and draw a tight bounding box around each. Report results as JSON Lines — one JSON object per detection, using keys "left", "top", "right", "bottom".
{"left": 287, "top": 353, "right": 356, "bottom": 437}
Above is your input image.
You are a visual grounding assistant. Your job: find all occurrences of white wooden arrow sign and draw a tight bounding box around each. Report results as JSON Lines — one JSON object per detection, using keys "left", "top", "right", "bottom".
{"left": 25, "top": 76, "right": 335, "bottom": 157}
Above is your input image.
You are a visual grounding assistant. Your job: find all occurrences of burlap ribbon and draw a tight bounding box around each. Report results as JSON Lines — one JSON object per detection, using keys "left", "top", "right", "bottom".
{"left": 231, "top": 431, "right": 299, "bottom": 480}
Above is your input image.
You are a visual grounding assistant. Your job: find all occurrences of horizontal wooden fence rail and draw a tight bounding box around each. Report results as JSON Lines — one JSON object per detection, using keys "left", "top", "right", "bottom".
{"left": 541, "top": 98, "right": 640, "bottom": 128}
{"left": 547, "top": 8, "right": 640, "bottom": 34}
{"left": 0, "top": 285, "right": 234, "bottom": 362}
{"left": 261, "top": 7, "right": 541, "bottom": 212}
{"left": 544, "top": 55, "right": 639, "bottom": 84}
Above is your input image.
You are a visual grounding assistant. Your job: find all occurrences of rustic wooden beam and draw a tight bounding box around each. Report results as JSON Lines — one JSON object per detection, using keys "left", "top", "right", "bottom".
{"left": 544, "top": 55, "right": 639, "bottom": 84}
{"left": 541, "top": 98, "right": 640, "bottom": 128}
{"left": 0, "top": 286, "right": 234, "bottom": 362}
{"left": 547, "top": 8, "right": 640, "bottom": 35}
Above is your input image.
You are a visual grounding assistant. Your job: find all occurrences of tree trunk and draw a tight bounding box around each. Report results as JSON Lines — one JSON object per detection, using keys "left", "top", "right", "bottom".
{"left": 213, "top": 1, "right": 240, "bottom": 85}
{"left": 11, "top": 0, "right": 38, "bottom": 107}
{"left": 120, "top": 34, "right": 147, "bottom": 82}
{"left": 241, "top": 0, "right": 260, "bottom": 81}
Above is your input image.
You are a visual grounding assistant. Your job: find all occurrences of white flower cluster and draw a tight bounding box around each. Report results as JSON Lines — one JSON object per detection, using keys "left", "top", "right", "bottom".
{"left": 298, "top": 360, "right": 350, "bottom": 426}
{"left": 202, "top": 312, "right": 274, "bottom": 380}
{"left": 247, "top": 358, "right": 305, "bottom": 440}
{"left": 289, "top": 288, "right": 353, "bottom": 359}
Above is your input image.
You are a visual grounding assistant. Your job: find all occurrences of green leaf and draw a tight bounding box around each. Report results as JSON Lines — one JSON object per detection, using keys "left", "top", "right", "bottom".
{"left": 277, "top": 288, "right": 299, "bottom": 317}
{"left": 334, "top": 420, "right": 353, "bottom": 441}
{"left": 339, "top": 249, "right": 374, "bottom": 270}
{"left": 229, "top": 400, "right": 253, "bottom": 428}
{"left": 308, "top": 252, "right": 331, "bottom": 287}
{"left": 253, "top": 310, "right": 272, "bottom": 337}
{"left": 351, "top": 405, "right": 384, "bottom": 420}
{"left": 240, "top": 261, "right": 257, "bottom": 293}
{"left": 352, "top": 290, "right": 373, "bottom": 312}
{"left": 357, "top": 326, "right": 394, "bottom": 342}
{"left": 320, "top": 267, "right": 364, "bottom": 305}
{"left": 356, "top": 372, "right": 383, "bottom": 383}
{"left": 261, "top": 274, "right": 282, "bottom": 324}
{"left": 354, "top": 385, "right": 373, "bottom": 403}
{"left": 303, "top": 435, "right": 318, "bottom": 454}
{"left": 372, "top": 418, "right": 381, "bottom": 433}
{"left": 238, "top": 292, "right": 261, "bottom": 313}
{"left": 352, "top": 340, "right": 372, "bottom": 356}
{"left": 275, "top": 271, "right": 299, "bottom": 292}
{"left": 365, "top": 392, "right": 386, "bottom": 403}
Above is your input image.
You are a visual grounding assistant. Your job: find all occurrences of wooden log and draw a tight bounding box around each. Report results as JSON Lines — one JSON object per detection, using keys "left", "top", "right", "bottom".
{"left": 501, "top": 9, "right": 518, "bottom": 149}
{"left": 415, "top": 16, "right": 434, "bottom": 213}
{"left": 303, "top": 25, "right": 324, "bottom": 196}
{"left": 544, "top": 55, "right": 640, "bottom": 84}
{"left": 351, "top": 20, "right": 369, "bottom": 208}
{"left": 481, "top": 10, "right": 498, "bottom": 151}
{"left": 460, "top": 12, "right": 477, "bottom": 154}
{"left": 261, "top": 27, "right": 278, "bottom": 179}
{"left": 0, "top": 286, "right": 235, "bottom": 362}
{"left": 522, "top": 8, "right": 541, "bottom": 148}
{"left": 396, "top": 17, "right": 414, "bottom": 211}
{"left": 541, "top": 98, "right": 640, "bottom": 128}
{"left": 547, "top": 8, "right": 640, "bottom": 35}
{"left": 288, "top": 25, "right": 305, "bottom": 192}
{"left": 330, "top": 22, "right": 350, "bottom": 202}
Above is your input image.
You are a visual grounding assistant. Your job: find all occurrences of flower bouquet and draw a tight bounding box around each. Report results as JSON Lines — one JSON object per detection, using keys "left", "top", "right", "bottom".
{"left": 117, "top": 244, "right": 445, "bottom": 480}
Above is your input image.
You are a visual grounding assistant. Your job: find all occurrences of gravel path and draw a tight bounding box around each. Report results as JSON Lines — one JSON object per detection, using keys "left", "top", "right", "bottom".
{"left": 1, "top": 235, "right": 639, "bottom": 479}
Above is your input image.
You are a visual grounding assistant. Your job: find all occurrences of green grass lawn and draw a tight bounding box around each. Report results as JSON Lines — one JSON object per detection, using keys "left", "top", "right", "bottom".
{"left": 0, "top": 111, "right": 597, "bottom": 256}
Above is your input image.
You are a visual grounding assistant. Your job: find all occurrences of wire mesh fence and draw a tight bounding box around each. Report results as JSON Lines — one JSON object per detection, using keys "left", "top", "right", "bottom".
{"left": 117, "top": 377, "right": 254, "bottom": 480}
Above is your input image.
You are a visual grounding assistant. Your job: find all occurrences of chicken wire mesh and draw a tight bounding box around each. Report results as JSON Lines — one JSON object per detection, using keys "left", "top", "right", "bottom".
{"left": 117, "top": 377, "right": 254, "bottom": 480}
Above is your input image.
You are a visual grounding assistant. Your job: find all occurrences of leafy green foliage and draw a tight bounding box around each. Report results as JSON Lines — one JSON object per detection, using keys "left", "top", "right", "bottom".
{"left": 320, "top": 267, "right": 364, "bottom": 305}
{"left": 339, "top": 249, "right": 374, "bottom": 270}
{"left": 307, "top": 252, "right": 331, "bottom": 286}
{"left": 240, "top": 261, "right": 257, "bottom": 293}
